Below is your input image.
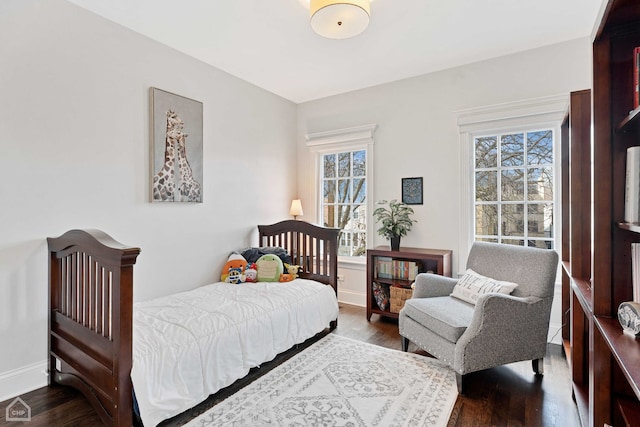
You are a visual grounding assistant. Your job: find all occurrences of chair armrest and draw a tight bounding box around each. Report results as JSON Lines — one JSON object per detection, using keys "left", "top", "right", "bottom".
{"left": 454, "top": 293, "right": 553, "bottom": 372}
{"left": 464, "top": 293, "right": 546, "bottom": 336}
{"left": 412, "top": 273, "right": 458, "bottom": 298}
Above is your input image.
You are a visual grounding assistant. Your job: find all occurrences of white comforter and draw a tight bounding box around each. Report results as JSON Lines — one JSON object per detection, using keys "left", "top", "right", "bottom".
{"left": 130, "top": 279, "right": 339, "bottom": 426}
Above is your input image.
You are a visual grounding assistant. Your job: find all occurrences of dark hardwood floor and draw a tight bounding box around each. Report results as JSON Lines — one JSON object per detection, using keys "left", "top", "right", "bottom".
{"left": 0, "top": 303, "right": 579, "bottom": 426}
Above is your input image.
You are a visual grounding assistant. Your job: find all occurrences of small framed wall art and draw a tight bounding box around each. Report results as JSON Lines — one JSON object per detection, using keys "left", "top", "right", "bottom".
{"left": 402, "top": 177, "right": 423, "bottom": 205}
{"left": 150, "top": 87, "right": 203, "bottom": 202}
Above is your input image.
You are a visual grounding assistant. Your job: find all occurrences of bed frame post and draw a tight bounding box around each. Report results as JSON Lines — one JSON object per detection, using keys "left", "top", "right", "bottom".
{"left": 48, "top": 249, "right": 60, "bottom": 387}
{"left": 112, "top": 258, "right": 136, "bottom": 426}
{"left": 326, "top": 224, "right": 339, "bottom": 330}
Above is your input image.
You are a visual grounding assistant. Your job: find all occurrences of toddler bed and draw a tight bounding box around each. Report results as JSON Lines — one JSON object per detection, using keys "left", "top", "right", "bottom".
{"left": 47, "top": 220, "right": 339, "bottom": 426}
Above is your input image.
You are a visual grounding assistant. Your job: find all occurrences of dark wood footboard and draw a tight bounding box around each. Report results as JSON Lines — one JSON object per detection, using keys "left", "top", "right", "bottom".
{"left": 47, "top": 230, "right": 140, "bottom": 427}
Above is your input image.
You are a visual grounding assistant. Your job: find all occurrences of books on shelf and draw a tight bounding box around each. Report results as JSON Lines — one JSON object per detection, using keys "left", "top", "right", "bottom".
{"left": 625, "top": 146, "right": 640, "bottom": 223}
{"left": 634, "top": 46, "right": 640, "bottom": 109}
{"left": 375, "top": 257, "right": 420, "bottom": 281}
{"left": 375, "top": 257, "right": 393, "bottom": 279}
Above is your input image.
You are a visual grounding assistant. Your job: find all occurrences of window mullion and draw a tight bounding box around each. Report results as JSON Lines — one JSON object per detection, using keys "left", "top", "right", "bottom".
{"left": 497, "top": 136, "right": 502, "bottom": 241}
{"left": 523, "top": 134, "right": 529, "bottom": 243}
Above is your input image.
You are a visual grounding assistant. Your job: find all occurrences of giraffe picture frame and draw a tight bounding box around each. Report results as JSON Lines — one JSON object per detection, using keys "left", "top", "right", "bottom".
{"left": 150, "top": 87, "right": 203, "bottom": 202}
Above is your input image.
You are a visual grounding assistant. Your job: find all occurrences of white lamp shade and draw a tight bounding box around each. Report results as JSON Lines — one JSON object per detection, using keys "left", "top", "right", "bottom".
{"left": 310, "top": 0, "right": 370, "bottom": 39}
{"left": 289, "top": 199, "right": 304, "bottom": 217}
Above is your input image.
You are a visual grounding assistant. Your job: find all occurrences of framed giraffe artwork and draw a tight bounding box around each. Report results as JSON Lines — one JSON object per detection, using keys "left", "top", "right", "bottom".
{"left": 150, "top": 87, "right": 203, "bottom": 202}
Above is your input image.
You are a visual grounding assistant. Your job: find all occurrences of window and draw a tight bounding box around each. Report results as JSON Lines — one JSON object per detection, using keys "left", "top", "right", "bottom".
{"left": 306, "top": 125, "right": 376, "bottom": 259}
{"left": 455, "top": 95, "right": 566, "bottom": 272}
{"left": 474, "top": 130, "right": 554, "bottom": 249}
{"left": 322, "top": 150, "right": 367, "bottom": 256}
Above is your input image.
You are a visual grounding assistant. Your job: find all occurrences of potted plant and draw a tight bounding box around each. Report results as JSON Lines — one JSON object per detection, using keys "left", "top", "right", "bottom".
{"left": 372, "top": 199, "right": 417, "bottom": 251}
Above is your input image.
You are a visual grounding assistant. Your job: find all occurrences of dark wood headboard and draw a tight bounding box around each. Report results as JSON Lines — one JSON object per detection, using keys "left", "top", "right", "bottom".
{"left": 258, "top": 220, "right": 340, "bottom": 294}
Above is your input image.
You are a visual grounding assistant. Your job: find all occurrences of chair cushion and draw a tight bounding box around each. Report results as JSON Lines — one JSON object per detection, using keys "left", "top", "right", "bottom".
{"left": 402, "top": 296, "right": 475, "bottom": 343}
{"left": 450, "top": 269, "right": 518, "bottom": 305}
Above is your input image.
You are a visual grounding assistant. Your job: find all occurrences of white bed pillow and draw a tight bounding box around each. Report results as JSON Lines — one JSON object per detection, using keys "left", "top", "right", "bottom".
{"left": 450, "top": 269, "right": 518, "bottom": 305}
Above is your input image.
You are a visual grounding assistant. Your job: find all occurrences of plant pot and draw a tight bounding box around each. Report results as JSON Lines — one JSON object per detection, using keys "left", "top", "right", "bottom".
{"left": 390, "top": 236, "right": 401, "bottom": 251}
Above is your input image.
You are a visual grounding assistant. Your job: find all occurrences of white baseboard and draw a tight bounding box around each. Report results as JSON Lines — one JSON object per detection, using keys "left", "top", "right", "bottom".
{"left": 548, "top": 282, "right": 564, "bottom": 345}
{"left": 548, "top": 321, "right": 563, "bottom": 345}
{"left": 338, "top": 290, "right": 365, "bottom": 307}
{"left": 0, "top": 360, "right": 48, "bottom": 402}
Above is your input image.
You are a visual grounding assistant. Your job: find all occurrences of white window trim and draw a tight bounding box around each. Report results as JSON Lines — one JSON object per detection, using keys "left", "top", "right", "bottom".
{"left": 306, "top": 124, "right": 377, "bottom": 263}
{"left": 455, "top": 95, "right": 568, "bottom": 273}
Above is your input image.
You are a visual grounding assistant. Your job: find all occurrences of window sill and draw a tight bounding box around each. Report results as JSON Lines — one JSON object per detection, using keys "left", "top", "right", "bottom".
{"left": 338, "top": 256, "right": 366, "bottom": 269}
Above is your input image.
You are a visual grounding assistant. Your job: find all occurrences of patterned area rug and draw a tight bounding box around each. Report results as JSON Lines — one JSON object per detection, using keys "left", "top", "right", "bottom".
{"left": 184, "top": 334, "right": 457, "bottom": 427}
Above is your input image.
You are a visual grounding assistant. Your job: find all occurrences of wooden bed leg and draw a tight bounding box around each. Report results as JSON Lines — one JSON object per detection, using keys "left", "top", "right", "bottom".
{"left": 48, "top": 355, "right": 56, "bottom": 385}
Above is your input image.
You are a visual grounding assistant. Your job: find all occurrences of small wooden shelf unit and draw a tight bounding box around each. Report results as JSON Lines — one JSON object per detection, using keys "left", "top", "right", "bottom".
{"left": 366, "top": 246, "right": 451, "bottom": 321}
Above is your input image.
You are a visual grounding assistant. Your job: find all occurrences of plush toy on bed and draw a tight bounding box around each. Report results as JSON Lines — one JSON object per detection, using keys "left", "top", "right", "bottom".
{"left": 279, "top": 273, "right": 294, "bottom": 282}
{"left": 256, "top": 254, "right": 283, "bottom": 282}
{"left": 226, "top": 267, "right": 246, "bottom": 284}
{"left": 221, "top": 253, "right": 248, "bottom": 283}
{"left": 280, "top": 263, "right": 301, "bottom": 282}
{"left": 244, "top": 263, "right": 258, "bottom": 282}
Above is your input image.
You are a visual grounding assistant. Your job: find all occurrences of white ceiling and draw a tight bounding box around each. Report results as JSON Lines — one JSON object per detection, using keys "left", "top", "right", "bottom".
{"left": 66, "top": 0, "right": 604, "bottom": 103}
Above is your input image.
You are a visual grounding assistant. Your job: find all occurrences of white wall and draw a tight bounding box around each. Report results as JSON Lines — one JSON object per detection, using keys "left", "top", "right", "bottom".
{"left": 296, "top": 38, "right": 592, "bottom": 342}
{"left": 0, "top": 0, "right": 297, "bottom": 399}
{"left": 0, "top": 0, "right": 594, "bottom": 399}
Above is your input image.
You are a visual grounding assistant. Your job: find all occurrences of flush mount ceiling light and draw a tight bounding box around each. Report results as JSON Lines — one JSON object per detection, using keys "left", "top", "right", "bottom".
{"left": 310, "top": 0, "right": 371, "bottom": 39}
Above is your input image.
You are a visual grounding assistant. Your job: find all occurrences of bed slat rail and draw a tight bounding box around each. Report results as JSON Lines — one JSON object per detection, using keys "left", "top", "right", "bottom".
{"left": 48, "top": 229, "right": 140, "bottom": 427}
{"left": 51, "top": 311, "right": 113, "bottom": 369}
{"left": 56, "top": 251, "right": 116, "bottom": 338}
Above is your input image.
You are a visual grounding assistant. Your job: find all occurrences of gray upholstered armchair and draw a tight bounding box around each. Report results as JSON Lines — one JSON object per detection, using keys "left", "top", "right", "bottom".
{"left": 398, "top": 242, "right": 558, "bottom": 393}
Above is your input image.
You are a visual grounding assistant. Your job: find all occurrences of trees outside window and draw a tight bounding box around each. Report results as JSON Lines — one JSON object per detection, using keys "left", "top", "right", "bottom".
{"left": 322, "top": 150, "right": 367, "bottom": 256}
{"left": 474, "top": 130, "right": 554, "bottom": 249}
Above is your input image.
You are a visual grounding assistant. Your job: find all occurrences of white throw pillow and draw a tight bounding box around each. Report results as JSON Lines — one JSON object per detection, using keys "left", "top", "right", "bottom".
{"left": 450, "top": 269, "right": 518, "bottom": 305}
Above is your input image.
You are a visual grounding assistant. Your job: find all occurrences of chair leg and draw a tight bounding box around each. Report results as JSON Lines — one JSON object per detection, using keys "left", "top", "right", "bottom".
{"left": 456, "top": 373, "right": 466, "bottom": 395}
{"left": 532, "top": 358, "right": 544, "bottom": 375}
{"left": 401, "top": 336, "right": 409, "bottom": 352}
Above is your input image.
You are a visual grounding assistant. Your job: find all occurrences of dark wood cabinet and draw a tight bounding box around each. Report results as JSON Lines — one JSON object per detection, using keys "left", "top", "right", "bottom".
{"left": 366, "top": 247, "right": 451, "bottom": 320}
{"left": 563, "top": 2, "right": 640, "bottom": 425}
